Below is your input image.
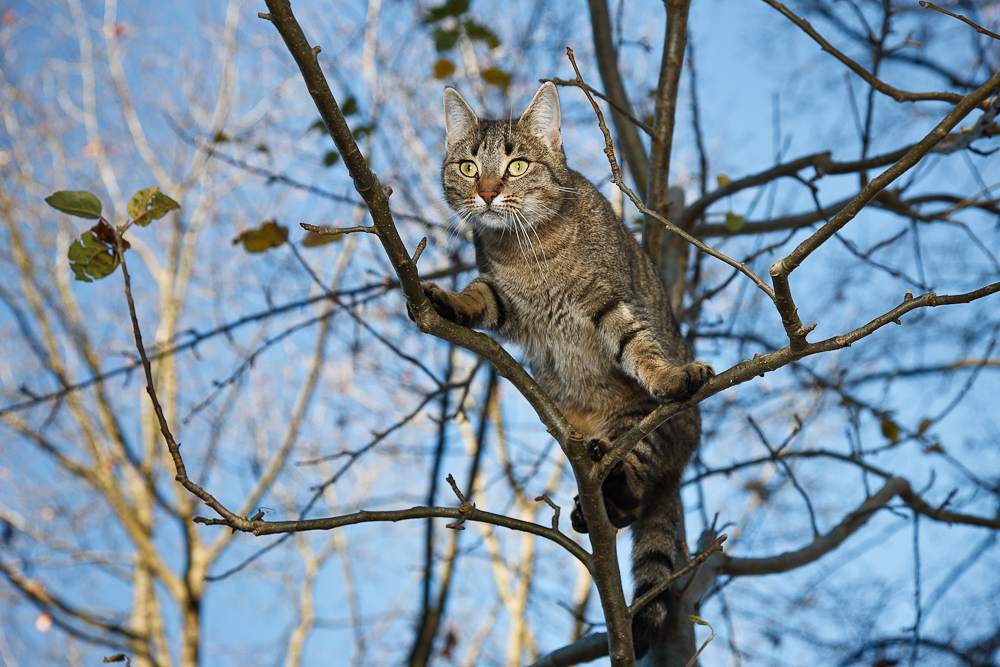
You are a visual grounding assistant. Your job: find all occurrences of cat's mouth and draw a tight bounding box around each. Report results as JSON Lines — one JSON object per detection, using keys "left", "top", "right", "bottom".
{"left": 473, "top": 208, "right": 511, "bottom": 229}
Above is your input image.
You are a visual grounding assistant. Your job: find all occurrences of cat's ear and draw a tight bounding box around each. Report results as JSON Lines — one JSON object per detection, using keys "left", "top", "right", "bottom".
{"left": 444, "top": 87, "right": 478, "bottom": 147}
{"left": 519, "top": 82, "right": 561, "bottom": 151}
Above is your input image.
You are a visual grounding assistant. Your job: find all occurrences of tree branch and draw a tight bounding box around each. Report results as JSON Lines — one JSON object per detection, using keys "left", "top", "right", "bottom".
{"left": 763, "top": 0, "right": 965, "bottom": 103}
{"left": 586, "top": 0, "right": 650, "bottom": 200}
{"left": 643, "top": 0, "right": 691, "bottom": 268}
{"left": 194, "top": 502, "right": 592, "bottom": 567}
{"left": 720, "top": 475, "right": 1000, "bottom": 577}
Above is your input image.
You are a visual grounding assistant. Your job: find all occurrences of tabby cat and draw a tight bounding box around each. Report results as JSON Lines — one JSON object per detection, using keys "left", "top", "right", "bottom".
{"left": 421, "top": 82, "right": 713, "bottom": 659}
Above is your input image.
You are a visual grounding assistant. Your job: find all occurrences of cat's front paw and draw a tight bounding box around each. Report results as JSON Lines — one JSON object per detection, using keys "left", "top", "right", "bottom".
{"left": 421, "top": 282, "right": 470, "bottom": 326}
{"left": 649, "top": 361, "right": 714, "bottom": 401}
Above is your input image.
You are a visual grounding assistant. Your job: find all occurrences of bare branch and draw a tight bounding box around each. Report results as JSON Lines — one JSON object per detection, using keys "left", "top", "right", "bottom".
{"left": 643, "top": 0, "right": 691, "bottom": 266}
{"left": 585, "top": 0, "right": 650, "bottom": 200}
{"left": 547, "top": 78, "right": 653, "bottom": 135}
{"left": 919, "top": 1, "right": 1000, "bottom": 41}
{"left": 721, "top": 475, "right": 1000, "bottom": 577}
{"left": 564, "top": 47, "right": 775, "bottom": 302}
{"left": 194, "top": 503, "right": 592, "bottom": 567}
{"left": 629, "top": 534, "right": 727, "bottom": 616}
{"left": 527, "top": 633, "right": 609, "bottom": 667}
{"left": 599, "top": 282, "right": 1000, "bottom": 477}
{"left": 300, "top": 223, "right": 377, "bottom": 236}
{"left": 763, "top": 0, "right": 964, "bottom": 103}
{"left": 113, "top": 227, "right": 250, "bottom": 530}
{"left": 768, "top": 71, "right": 1000, "bottom": 348}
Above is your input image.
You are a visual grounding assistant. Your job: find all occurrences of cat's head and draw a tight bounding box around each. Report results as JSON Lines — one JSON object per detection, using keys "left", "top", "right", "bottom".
{"left": 441, "top": 82, "right": 569, "bottom": 232}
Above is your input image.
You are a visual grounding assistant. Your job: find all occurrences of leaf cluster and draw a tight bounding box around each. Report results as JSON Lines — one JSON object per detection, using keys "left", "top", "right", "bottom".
{"left": 46, "top": 187, "right": 179, "bottom": 282}
{"left": 423, "top": 0, "right": 507, "bottom": 89}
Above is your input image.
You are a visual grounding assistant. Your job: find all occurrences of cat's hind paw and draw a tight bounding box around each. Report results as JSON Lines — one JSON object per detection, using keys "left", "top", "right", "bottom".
{"left": 587, "top": 437, "right": 610, "bottom": 462}
{"left": 570, "top": 495, "right": 588, "bottom": 533}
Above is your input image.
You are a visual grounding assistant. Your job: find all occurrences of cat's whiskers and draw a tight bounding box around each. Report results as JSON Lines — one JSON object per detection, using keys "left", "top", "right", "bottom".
{"left": 514, "top": 207, "right": 550, "bottom": 284}
{"left": 523, "top": 200, "right": 569, "bottom": 226}
{"left": 447, "top": 208, "right": 473, "bottom": 240}
{"left": 551, "top": 184, "right": 584, "bottom": 198}
{"left": 501, "top": 206, "right": 533, "bottom": 273}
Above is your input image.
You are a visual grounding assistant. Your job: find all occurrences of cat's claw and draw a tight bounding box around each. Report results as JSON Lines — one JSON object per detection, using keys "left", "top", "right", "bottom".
{"left": 421, "top": 282, "right": 465, "bottom": 325}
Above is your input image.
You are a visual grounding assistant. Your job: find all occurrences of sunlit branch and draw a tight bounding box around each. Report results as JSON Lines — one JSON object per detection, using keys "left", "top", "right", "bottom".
{"left": 643, "top": 0, "right": 691, "bottom": 267}
{"left": 194, "top": 502, "right": 592, "bottom": 568}
{"left": 547, "top": 77, "right": 653, "bottom": 135}
{"left": 599, "top": 282, "right": 1000, "bottom": 478}
{"left": 768, "top": 72, "right": 1000, "bottom": 349}
{"left": 585, "top": 0, "right": 650, "bottom": 200}
{"left": 564, "top": 47, "right": 775, "bottom": 302}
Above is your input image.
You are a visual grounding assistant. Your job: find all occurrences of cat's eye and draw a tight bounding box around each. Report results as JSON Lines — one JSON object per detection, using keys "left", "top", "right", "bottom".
{"left": 507, "top": 159, "right": 529, "bottom": 177}
{"left": 459, "top": 161, "right": 478, "bottom": 177}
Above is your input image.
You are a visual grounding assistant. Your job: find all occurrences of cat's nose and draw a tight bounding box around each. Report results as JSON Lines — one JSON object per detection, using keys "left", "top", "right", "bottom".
{"left": 479, "top": 190, "right": 498, "bottom": 205}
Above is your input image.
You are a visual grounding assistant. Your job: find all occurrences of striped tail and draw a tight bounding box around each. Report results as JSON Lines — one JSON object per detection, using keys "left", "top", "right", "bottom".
{"left": 629, "top": 476, "right": 685, "bottom": 660}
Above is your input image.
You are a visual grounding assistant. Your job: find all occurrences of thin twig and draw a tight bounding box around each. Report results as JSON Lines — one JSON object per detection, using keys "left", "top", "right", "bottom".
{"left": 194, "top": 502, "right": 593, "bottom": 567}
{"left": 300, "top": 222, "right": 377, "bottom": 236}
{"left": 112, "top": 226, "right": 250, "bottom": 530}
{"left": 534, "top": 494, "right": 561, "bottom": 531}
{"left": 628, "top": 535, "right": 727, "bottom": 616}
{"left": 681, "top": 616, "right": 716, "bottom": 667}
{"left": 763, "top": 0, "right": 964, "bottom": 103}
{"left": 547, "top": 77, "right": 653, "bottom": 135}
{"left": 564, "top": 47, "right": 775, "bottom": 301}
{"left": 919, "top": 1, "right": 1000, "bottom": 40}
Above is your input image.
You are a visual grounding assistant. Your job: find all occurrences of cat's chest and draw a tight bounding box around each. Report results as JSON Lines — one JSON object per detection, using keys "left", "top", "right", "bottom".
{"left": 490, "top": 265, "right": 596, "bottom": 347}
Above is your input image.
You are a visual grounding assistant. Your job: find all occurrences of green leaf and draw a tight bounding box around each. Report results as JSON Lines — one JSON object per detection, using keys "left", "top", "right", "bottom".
{"left": 341, "top": 96, "right": 358, "bottom": 117}
{"left": 424, "top": 0, "right": 470, "bottom": 23}
{"left": 724, "top": 212, "right": 745, "bottom": 232}
{"left": 433, "top": 58, "right": 456, "bottom": 80}
{"left": 45, "top": 191, "right": 102, "bottom": 219}
{"left": 323, "top": 150, "right": 341, "bottom": 167}
{"left": 67, "top": 229, "right": 118, "bottom": 282}
{"left": 127, "top": 187, "right": 180, "bottom": 226}
{"left": 686, "top": 614, "right": 711, "bottom": 626}
{"left": 917, "top": 418, "right": 933, "bottom": 434}
{"left": 433, "top": 27, "right": 459, "bottom": 52}
{"left": 233, "top": 220, "right": 288, "bottom": 254}
{"left": 302, "top": 231, "right": 342, "bottom": 247}
{"left": 255, "top": 144, "right": 270, "bottom": 154}
{"left": 127, "top": 188, "right": 159, "bottom": 218}
{"left": 308, "top": 119, "right": 328, "bottom": 134}
{"left": 481, "top": 67, "right": 511, "bottom": 91}
{"left": 464, "top": 20, "right": 499, "bottom": 49}
{"left": 213, "top": 131, "right": 229, "bottom": 143}
{"left": 717, "top": 175, "right": 732, "bottom": 187}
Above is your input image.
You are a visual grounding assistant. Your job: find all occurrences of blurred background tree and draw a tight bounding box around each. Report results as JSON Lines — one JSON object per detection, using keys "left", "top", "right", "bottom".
{"left": 0, "top": 0, "right": 998, "bottom": 666}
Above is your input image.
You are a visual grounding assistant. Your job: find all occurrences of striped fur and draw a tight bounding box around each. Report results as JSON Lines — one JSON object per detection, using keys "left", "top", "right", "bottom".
{"left": 425, "top": 83, "right": 712, "bottom": 659}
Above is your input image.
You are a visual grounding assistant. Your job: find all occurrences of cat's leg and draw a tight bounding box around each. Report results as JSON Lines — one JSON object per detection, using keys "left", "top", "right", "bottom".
{"left": 570, "top": 493, "right": 636, "bottom": 533}
{"left": 589, "top": 301, "right": 713, "bottom": 400}
{"left": 570, "top": 437, "right": 641, "bottom": 534}
{"left": 417, "top": 277, "right": 509, "bottom": 331}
